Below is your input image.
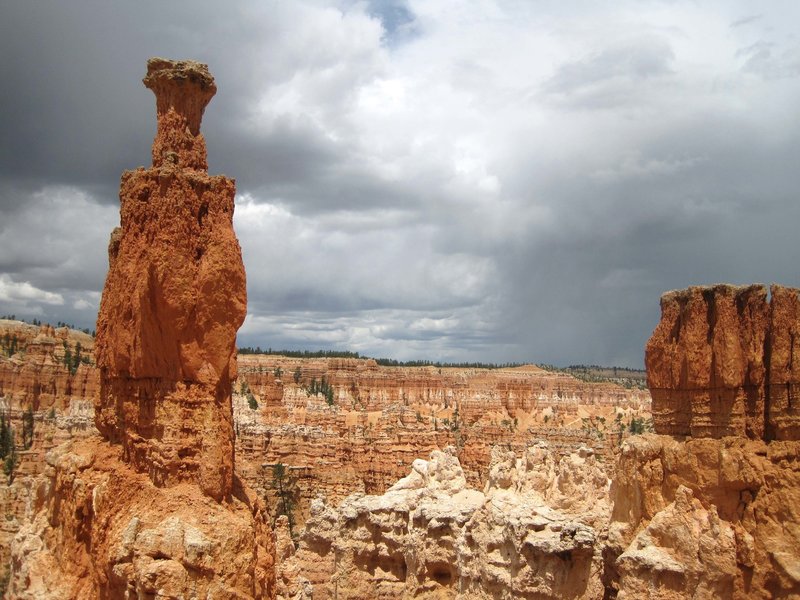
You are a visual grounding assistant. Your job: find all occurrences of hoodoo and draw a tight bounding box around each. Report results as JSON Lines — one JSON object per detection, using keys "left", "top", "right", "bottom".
{"left": 95, "top": 58, "right": 247, "bottom": 500}
{"left": 5, "top": 59, "right": 273, "bottom": 599}
{"left": 606, "top": 283, "right": 800, "bottom": 599}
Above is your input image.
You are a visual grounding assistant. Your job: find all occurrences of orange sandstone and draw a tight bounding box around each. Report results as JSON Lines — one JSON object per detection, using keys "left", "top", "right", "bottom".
{"left": 95, "top": 58, "right": 246, "bottom": 501}
{"left": 645, "top": 283, "right": 800, "bottom": 440}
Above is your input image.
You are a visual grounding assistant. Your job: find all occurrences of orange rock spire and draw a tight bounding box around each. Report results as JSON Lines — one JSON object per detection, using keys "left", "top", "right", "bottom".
{"left": 95, "top": 57, "right": 247, "bottom": 500}
{"left": 645, "top": 283, "right": 800, "bottom": 440}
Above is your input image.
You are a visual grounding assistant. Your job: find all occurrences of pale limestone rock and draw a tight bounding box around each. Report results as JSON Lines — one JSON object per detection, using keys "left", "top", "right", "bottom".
{"left": 617, "top": 486, "right": 736, "bottom": 599}
{"left": 279, "top": 444, "right": 609, "bottom": 599}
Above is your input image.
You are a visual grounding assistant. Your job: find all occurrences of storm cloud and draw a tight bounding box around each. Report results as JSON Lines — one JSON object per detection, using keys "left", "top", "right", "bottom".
{"left": 1, "top": 0, "right": 799, "bottom": 366}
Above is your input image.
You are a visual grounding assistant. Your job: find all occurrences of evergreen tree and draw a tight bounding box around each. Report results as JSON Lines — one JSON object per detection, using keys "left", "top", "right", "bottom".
{"left": 3, "top": 430, "right": 17, "bottom": 483}
{"left": 0, "top": 414, "right": 10, "bottom": 458}
{"left": 272, "top": 462, "right": 297, "bottom": 540}
{"left": 22, "top": 406, "right": 34, "bottom": 449}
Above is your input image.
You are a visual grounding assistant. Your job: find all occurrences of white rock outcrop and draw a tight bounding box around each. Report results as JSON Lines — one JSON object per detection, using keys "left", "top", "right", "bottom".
{"left": 277, "top": 443, "right": 611, "bottom": 599}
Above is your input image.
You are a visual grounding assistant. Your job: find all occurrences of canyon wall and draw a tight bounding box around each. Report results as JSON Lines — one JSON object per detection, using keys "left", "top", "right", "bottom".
{"left": 0, "top": 320, "right": 98, "bottom": 412}
{"left": 645, "top": 283, "right": 800, "bottom": 441}
{"left": 232, "top": 356, "right": 649, "bottom": 525}
{"left": 277, "top": 443, "right": 611, "bottom": 599}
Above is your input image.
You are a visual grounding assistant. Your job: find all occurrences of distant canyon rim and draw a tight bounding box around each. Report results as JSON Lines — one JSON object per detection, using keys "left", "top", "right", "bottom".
{"left": 0, "top": 58, "right": 797, "bottom": 599}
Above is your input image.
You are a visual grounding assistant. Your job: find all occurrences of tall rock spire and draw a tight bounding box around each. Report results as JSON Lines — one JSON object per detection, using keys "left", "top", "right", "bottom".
{"left": 95, "top": 57, "right": 247, "bottom": 500}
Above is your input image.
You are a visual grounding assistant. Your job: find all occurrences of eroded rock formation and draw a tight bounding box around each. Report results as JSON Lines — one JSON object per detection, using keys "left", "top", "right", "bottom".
{"left": 233, "top": 357, "right": 649, "bottom": 526}
{"left": 609, "top": 283, "right": 800, "bottom": 599}
{"left": 0, "top": 320, "right": 98, "bottom": 412}
{"left": 278, "top": 443, "right": 611, "bottom": 599}
{"left": 645, "top": 283, "right": 800, "bottom": 440}
{"left": 5, "top": 58, "right": 274, "bottom": 599}
{"left": 607, "top": 434, "right": 800, "bottom": 598}
{"left": 95, "top": 58, "right": 247, "bottom": 501}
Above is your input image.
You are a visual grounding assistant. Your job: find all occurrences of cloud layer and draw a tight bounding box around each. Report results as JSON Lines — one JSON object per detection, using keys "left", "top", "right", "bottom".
{"left": 1, "top": 0, "right": 799, "bottom": 366}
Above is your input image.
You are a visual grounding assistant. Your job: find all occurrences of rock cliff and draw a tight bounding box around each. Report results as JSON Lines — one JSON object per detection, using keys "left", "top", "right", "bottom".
{"left": 608, "top": 284, "right": 800, "bottom": 599}
{"left": 0, "top": 320, "right": 98, "bottom": 412}
{"left": 645, "top": 283, "right": 800, "bottom": 440}
{"left": 95, "top": 58, "right": 247, "bottom": 501}
{"left": 232, "top": 356, "right": 649, "bottom": 526}
{"left": 5, "top": 58, "right": 274, "bottom": 599}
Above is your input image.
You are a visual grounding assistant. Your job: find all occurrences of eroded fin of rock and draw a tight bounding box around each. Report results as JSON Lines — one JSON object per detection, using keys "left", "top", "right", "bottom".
{"left": 645, "top": 283, "right": 800, "bottom": 440}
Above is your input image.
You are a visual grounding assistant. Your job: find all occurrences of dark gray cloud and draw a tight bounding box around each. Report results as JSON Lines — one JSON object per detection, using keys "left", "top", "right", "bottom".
{"left": 1, "top": 0, "right": 799, "bottom": 367}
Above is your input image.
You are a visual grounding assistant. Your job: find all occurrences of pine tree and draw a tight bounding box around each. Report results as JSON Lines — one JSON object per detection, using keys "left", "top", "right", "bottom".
{"left": 22, "top": 406, "right": 34, "bottom": 449}
{"left": 272, "top": 462, "right": 297, "bottom": 540}
{"left": 0, "top": 414, "right": 9, "bottom": 458}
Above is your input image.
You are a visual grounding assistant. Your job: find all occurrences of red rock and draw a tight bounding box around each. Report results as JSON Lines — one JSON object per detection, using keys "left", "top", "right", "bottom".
{"left": 95, "top": 58, "right": 246, "bottom": 500}
{"left": 767, "top": 285, "right": 800, "bottom": 440}
{"left": 645, "top": 283, "right": 800, "bottom": 440}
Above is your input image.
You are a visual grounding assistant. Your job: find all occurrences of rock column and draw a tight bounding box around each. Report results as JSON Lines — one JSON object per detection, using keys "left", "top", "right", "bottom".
{"left": 95, "top": 58, "right": 247, "bottom": 500}
{"left": 645, "top": 283, "right": 800, "bottom": 440}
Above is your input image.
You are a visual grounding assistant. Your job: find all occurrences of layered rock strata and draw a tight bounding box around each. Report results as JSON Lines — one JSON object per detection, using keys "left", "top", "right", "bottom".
{"left": 608, "top": 434, "right": 800, "bottom": 598}
{"left": 0, "top": 320, "right": 98, "bottom": 412}
{"left": 234, "top": 357, "right": 649, "bottom": 526}
{"left": 645, "top": 283, "right": 800, "bottom": 440}
{"left": 6, "top": 58, "right": 274, "bottom": 598}
{"left": 608, "top": 283, "right": 800, "bottom": 599}
{"left": 277, "top": 443, "right": 611, "bottom": 599}
{"left": 95, "top": 58, "right": 247, "bottom": 500}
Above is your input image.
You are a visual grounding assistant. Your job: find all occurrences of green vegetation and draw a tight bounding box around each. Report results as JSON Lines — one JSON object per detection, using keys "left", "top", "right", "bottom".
{"left": 628, "top": 416, "right": 653, "bottom": 435}
{"left": 21, "top": 406, "right": 34, "bottom": 450}
{"left": 239, "top": 347, "right": 360, "bottom": 358}
{"left": 61, "top": 340, "right": 90, "bottom": 375}
{"left": 0, "top": 333, "right": 19, "bottom": 357}
{"left": 538, "top": 363, "right": 647, "bottom": 389}
{"left": 0, "top": 317, "right": 94, "bottom": 337}
{"left": 305, "top": 376, "right": 335, "bottom": 406}
{"left": 271, "top": 462, "right": 297, "bottom": 541}
{"left": 374, "top": 358, "right": 524, "bottom": 369}
{"left": 0, "top": 415, "right": 18, "bottom": 483}
{"left": 240, "top": 381, "right": 258, "bottom": 410}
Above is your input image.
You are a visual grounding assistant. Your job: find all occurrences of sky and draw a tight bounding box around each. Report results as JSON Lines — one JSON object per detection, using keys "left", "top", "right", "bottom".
{"left": 1, "top": 0, "right": 799, "bottom": 367}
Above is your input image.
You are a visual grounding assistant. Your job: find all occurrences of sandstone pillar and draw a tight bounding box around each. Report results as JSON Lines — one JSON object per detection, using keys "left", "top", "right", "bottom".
{"left": 95, "top": 58, "right": 247, "bottom": 500}
{"left": 645, "top": 283, "right": 800, "bottom": 440}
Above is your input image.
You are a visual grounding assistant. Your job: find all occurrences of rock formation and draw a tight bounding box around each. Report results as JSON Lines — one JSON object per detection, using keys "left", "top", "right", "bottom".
{"left": 277, "top": 443, "right": 611, "bottom": 599}
{"left": 5, "top": 58, "right": 274, "bottom": 599}
{"left": 233, "top": 356, "right": 649, "bottom": 526}
{"left": 0, "top": 320, "right": 98, "bottom": 412}
{"left": 645, "top": 283, "right": 800, "bottom": 440}
{"left": 95, "top": 58, "right": 247, "bottom": 501}
{"left": 608, "top": 283, "right": 800, "bottom": 599}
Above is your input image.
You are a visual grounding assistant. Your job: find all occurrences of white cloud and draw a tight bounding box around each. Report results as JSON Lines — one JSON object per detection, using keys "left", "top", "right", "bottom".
{"left": 0, "top": 274, "right": 63, "bottom": 305}
{"left": 3, "top": 0, "right": 800, "bottom": 365}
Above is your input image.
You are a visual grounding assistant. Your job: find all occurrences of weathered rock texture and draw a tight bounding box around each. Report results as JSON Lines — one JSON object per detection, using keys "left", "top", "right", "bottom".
{"left": 8, "top": 439, "right": 274, "bottom": 599}
{"left": 277, "top": 443, "right": 611, "bottom": 599}
{"left": 95, "top": 58, "right": 247, "bottom": 500}
{"left": 646, "top": 283, "right": 800, "bottom": 440}
{"left": 0, "top": 320, "right": 98, "bottom": 412}
{"left": 5, "top": 59, "right": 275, "bottom": 599}
{"left": 608, "top": 283, "right": 800, "bottom": 599}
{"left": 607, "top": 434, "right": 800, "bottom": 599}
{"left": 233, "top": 356, "right": 649, "bottom": 527}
